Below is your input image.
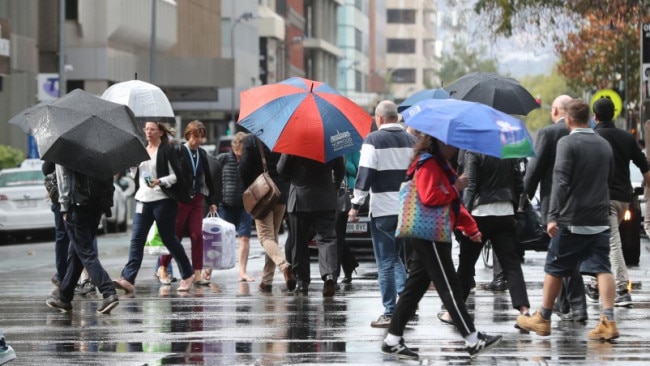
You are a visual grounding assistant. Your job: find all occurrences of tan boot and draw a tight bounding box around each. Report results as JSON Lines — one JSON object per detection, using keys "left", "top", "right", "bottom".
{"left": 588, "top": 315, "right": 619, "bottom": 340}
{"left": 516, "top": 310, "right": 551, "bottom": 336}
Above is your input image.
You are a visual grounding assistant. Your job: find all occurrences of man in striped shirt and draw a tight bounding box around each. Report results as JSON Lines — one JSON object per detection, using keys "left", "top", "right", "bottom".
{"left": 349, "top": 100, "right": 417, "bottom": 328}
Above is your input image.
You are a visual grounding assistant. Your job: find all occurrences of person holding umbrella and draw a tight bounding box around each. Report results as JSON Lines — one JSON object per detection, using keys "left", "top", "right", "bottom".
{"left": 381, "top": 133, "right": 502, "bottom": 360}
{"left": 113, "top": 121, "right": 196, "bottom": 293}
{"left": 45, "top": 163, "right": 119, "bottom": 314}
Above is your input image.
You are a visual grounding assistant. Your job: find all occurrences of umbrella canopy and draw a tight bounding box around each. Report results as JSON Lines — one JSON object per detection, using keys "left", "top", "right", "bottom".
{"left": 25, "top": 89, "right": 149, "bottom": 180}
{"left": 8, "top": 100, "right": 56, "bottom": 134}
{"left": 444, "top": 72, "right": 539, "bottom": 116}
{"left": 101, "top": 80, "right": 175, "bottom": 126}
{"left": 397, "top": 88, "right": 450, "bottom": 113}
{"left": 237, "top": 77, "right": 372, "bottom": 162}
{"left": 402, "top": 98, "right": 535, "bottom": 159}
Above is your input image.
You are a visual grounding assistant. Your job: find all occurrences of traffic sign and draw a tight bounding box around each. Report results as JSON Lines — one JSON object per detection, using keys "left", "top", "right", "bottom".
{"left": 590, "top": 89, "right": 623, "bottom": 119}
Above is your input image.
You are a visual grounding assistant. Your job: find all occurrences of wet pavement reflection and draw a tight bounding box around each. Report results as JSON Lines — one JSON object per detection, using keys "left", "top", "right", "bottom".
{"left": 1, "top": 232, "right": 650, "bottom": 364}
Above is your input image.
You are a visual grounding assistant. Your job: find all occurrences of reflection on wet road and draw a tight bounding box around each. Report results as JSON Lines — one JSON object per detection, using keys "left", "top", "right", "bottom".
{"left": 1, "top": 233, "right": 650, "bottom": 364}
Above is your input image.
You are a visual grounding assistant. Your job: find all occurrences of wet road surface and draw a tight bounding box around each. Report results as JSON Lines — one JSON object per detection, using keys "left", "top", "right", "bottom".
{"left": 1, "top": 231, "right": 650, "bottom": 365}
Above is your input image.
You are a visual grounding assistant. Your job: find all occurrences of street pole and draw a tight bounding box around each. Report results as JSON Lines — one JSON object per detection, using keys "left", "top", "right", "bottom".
{"left": 58, "top": 0, "right": 66, "bottom": 97}
{"left": 150, "top": 0, "right": 157, "bottom": 84}
{"left": 229, "top": 12, "right": 254, "bottom": 131}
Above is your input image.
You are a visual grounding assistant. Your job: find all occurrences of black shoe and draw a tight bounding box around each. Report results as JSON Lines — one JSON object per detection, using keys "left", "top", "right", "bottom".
{"left": 97, "top": 294, "right": 119, "bottom": 314}
{"left": 381, "top": 339, "right": 419, "bottom": 360}
{"left": 294, "top": 281, "right": 308, "bottom": 296}
{"left": 322, "top": 275, "right": 336, "bottom": 297}
{"left": 74, "top": 279, "right": 96, "bottom": 296}
{"left": 465, "top": 332, "right": 502, "bottom": 358}
{"left": 340, "top": 276, "right": 352, "bottom": 284}
{"left": 46, "top": 297, "right": 72, "bottom": 313}
{"left": 486, "top": 279, "right": 507, "bottom": 291}
{"left": 258, "top": 283, "right": 273, "bottom": 293}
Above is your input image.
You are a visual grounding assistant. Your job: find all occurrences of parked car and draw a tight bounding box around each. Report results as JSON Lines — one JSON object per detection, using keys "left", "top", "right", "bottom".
{"left": 344, "top": 199, "right": 374, "bottom": 261}
{"left": 0, "top": 167, "right": 54, "bottom": 241}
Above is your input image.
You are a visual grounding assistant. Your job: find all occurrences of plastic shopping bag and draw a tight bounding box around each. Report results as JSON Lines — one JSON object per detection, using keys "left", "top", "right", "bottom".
{"left": 144, "top": 222, "right": 170, "bottom": 256}
{"left": 203, "top": 213, "right": 236, "bottom": 270}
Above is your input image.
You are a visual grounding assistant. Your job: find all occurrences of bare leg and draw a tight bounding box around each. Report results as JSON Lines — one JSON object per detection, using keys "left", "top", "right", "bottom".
{"left": 596, "top": 272, "right": 616, "bottom": 309}
{"left": 238, "top": 236, "right": 254, "bottom": 282}
{"left": 541, "top": 274, "right": 564, "bottom": 310}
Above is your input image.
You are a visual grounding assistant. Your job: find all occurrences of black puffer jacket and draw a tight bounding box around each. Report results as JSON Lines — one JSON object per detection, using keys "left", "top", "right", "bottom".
{"left": 217, "top": 151, "right": 245, "bottom": 207}
{"left": 462, "top": 152, "right": 522, "bottom": 212}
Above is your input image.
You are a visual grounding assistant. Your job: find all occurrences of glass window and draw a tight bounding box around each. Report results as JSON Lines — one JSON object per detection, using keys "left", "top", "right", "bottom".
{"left": 0, "top": 170, "right": 45, "bottom": 188}
{"left": 387, "top": 39, "right": 416, "bottom": 53}
{"left": 391, "top": 69, "right": 416, "bottom": 84}
{"left": 387, "top": 9, "right": 416, "bottom": 24}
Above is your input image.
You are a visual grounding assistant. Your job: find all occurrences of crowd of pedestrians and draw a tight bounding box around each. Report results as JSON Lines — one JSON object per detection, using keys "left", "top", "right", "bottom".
{"left": 36, "top": 91, "right": 648, "bottom": 362}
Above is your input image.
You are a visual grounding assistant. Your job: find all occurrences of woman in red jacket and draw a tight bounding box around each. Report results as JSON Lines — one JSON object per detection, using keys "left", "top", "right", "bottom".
{"left": 380, "top": 133, "right": 502, "bottom": 360}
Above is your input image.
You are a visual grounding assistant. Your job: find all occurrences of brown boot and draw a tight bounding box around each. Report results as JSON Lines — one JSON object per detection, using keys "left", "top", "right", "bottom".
{"left": 588, "top": 315, "right": 619, "bottom": 341}
{"left": 516, "top": 310, "right": 551, "bottom": 336}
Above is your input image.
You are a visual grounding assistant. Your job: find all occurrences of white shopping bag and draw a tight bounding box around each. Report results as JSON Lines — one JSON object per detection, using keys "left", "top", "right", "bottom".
{"left": 202, "top": 213, "right": 237, "bottom": 270}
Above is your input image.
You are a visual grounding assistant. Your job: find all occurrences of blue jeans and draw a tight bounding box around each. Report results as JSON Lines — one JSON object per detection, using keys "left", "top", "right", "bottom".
{"left": 121, "top": 199, "right": 193, "bottom": 284}
{"left": 60, "top": 205, "right": 115, "bottom": 302}
{"left": 51, "top": 203, "right": 69, "bottom": 283}
{"left": 370, "top": 215, "right": 406, "bottom": 316}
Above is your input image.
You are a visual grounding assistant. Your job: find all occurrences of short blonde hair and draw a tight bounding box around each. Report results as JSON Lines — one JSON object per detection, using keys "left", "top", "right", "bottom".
{"left": 231, "top": 131, "right": 249, "bottom": 148}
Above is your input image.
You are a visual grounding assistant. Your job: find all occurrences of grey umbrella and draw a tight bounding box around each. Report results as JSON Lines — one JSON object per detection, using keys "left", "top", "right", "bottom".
{"left": 8, "top": 100, "right": 56, "bottom": 134}
{"left": 25, "top": 89, "right": 149, "bottom": 180}
{"left": 444, "top": 72, "right": 540, "bottom": 116}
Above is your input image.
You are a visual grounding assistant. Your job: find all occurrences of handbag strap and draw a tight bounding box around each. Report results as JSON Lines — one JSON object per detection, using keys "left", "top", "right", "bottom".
{"left": 256, "top": 138, "right": 269, "bottom": 173}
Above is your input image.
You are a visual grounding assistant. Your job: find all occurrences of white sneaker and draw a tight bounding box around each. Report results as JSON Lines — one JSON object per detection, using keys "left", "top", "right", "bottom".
{"left": 0, "top": 345, "right": 16, "bottom": 365}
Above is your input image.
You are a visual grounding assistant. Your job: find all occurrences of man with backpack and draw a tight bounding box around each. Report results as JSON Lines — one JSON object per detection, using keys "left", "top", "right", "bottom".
{"left": 45, "top": 165, "right": 119, "bottom": 314}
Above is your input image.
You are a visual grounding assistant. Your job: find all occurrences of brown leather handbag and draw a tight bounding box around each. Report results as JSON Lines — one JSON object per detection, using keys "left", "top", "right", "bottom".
{"left": 242, "top": 139, "right": 281, "bottom": 219}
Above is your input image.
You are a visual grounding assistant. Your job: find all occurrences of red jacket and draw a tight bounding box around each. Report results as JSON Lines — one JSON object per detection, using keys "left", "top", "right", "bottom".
{"left": 407, "top": 155, "right": 480, "bottom": 239}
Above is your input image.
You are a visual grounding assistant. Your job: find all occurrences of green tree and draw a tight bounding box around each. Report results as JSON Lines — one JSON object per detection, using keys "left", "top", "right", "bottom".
{"left": 0, "top": 145, "right": 25, "bottom": 169}
{"left": 439, "top": 40, "right": 498, "bottom": 87}
{"left": 520, "top": 71, "right": 576, "bottom": 132}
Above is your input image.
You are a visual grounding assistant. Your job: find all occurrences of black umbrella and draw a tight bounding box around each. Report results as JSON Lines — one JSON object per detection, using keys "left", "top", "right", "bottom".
{"left": 25, "top": 89, "right": 149, "bottom": 180}
{"left": 444, "top": 72, "right": 540, "bottom": 116}
{"left": 8, "top": 100, "right": 56, "bottom": 134}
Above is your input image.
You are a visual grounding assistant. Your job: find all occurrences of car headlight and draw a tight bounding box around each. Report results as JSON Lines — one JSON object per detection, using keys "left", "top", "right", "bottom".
{"left": 623, "top": 209, "right": 632, "bottom": 221}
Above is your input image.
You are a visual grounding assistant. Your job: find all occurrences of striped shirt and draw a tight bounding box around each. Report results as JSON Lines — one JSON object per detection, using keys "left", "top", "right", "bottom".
{"left": 352, "top": 123, "right": 417, "bottom": 217}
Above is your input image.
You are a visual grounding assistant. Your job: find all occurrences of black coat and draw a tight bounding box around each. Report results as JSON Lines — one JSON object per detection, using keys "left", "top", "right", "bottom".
{"left": 594, "top": 121, "right": 649, "bottom": 202}
{"left": 176, "top": 144, "right": 218, "bottom": 206}
{"left": 239, "top": 135, "right": 290, "bottom": 204}
{"left": 277, "top": 154, "right": 345, "bottom": 213}
{"left": 523, "top": 119, "right": 569, "bottom": 223}
{"left": 462, "top": 152, "right": 522, "bottom": 212}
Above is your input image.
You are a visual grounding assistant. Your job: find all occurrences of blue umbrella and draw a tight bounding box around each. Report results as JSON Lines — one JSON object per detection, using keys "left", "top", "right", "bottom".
{"left": 402, "top": 98, "right": 535, "bottom": 159}
{"left": 397, "top": 88, "right": 450, "bottom": 112}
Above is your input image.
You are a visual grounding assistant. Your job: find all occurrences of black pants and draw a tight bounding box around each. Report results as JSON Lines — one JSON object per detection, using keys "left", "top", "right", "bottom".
{"left": 334, "top": 210, "right": 359, "bottom": 278}
{"left": 288, "top": 211, "right": 338, "bottom": 282}
{"left": 388, "top": 240, "right": 475, "bottom": 338}
{"left": 456, "top": 215, "right": 530, "bottom": 310}
{"left": 60, "top": 205, "right": 116, "bottom": 302}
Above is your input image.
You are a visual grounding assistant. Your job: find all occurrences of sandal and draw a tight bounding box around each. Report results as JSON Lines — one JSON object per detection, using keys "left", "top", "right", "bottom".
{"left": 202, "top": 269, "right": 212, "bottom": 281}
{"left": 157, "top": 266, "right": 171, "bottom": 285}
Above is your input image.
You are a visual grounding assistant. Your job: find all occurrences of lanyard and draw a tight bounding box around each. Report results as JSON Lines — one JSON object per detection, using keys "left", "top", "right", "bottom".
{"left": 184, "top": 145, "right": 199, "bottom": 191}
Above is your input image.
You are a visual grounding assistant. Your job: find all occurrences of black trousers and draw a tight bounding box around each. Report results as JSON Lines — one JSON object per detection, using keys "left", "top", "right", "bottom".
{"left": 456, "top": 215, "right": 530, "bottom": 310}
{"left": 388, "top": 240, "right": 475, "bottom": 338}
{"left": 60, "top": 205, "right": 116, "bottom": 302}
{"left": 288, "top": 211, "right": 338, "bottom": 282}
{"left": 334, "top": 210, "right": 359, "bottom": 278}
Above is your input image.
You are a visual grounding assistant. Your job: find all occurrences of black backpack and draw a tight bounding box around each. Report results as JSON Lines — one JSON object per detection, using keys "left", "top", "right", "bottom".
{"left": 71, "top": 171, "right": 115, "bottom": 217}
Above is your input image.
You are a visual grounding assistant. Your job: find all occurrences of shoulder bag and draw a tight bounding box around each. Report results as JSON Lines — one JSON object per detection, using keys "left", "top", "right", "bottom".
{"left": 242, "top": 139, "right": 281, "bottom": 219}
